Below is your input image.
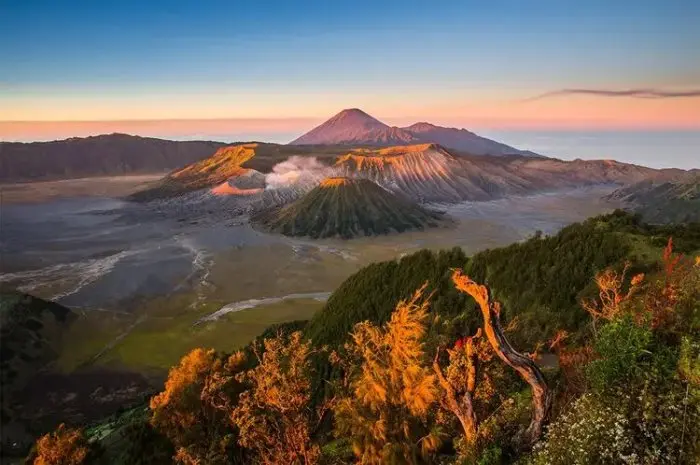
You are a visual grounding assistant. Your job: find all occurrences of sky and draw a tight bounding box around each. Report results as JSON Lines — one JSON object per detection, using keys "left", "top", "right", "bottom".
{"left": 1, "top": 0, "right": 699, "bottom": 164}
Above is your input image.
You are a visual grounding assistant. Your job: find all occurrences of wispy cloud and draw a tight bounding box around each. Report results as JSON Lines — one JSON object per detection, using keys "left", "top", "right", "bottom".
{"left": 526, "top": 88, "right": 700, "bottom": 101}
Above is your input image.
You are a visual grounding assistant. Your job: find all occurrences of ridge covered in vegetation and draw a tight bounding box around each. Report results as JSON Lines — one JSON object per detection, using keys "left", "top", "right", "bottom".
{"left": 17, "top": 212, "right": 700, "bottom": 464}
{"left": 0, "top": 292, "right": 76, "bottom": 453}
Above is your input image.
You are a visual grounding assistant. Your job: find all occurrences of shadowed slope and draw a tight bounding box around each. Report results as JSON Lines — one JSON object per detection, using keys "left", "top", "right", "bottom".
{"left": 253, "top": 177, "right": 444, "bottom": 239}
{"left": 403, "top": 122, "right": 541, "bottom": 157}
{"left": 1, "top": 292, "right": 76, "bottom": 451}
{"left": 0, "top": 134, "right": 226, "bottom": 182}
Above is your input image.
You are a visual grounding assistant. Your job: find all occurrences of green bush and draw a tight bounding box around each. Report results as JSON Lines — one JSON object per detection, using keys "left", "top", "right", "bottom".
{"left": 586, "top": 317, "right": 653, "bottom": 390}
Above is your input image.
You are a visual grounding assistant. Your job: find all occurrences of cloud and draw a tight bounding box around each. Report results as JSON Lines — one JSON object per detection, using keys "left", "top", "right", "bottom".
{"left": 526, "top": 88, "right": 700, "bottom": 101}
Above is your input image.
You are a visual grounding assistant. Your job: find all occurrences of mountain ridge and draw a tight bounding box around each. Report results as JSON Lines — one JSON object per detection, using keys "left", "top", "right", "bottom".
{"left": 0, "top": 134, "right": 227, "bottom": 182}
{"left": 129, "top": 141, "right": 685, "bottom": 204}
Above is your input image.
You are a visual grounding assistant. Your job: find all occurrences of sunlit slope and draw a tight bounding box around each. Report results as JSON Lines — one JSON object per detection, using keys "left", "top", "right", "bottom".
{"left": 253, "top": 177, "right": 444, "bottom": 239}
{"left": 335, "top": 144, "right": 678, "bottom": 202}
{"left": 128, "top": 143, "right": 349, "bottom": 201}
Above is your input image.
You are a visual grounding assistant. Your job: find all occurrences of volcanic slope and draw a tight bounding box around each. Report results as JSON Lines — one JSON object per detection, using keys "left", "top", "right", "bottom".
{"left": 128, "top": 143, "right": 349, "bottom": 201}
{"left": 252, "top": 177, "right": 444, "bottom": 239}
{"left": 334, "top": 144, "right": 679, "bottom": 203}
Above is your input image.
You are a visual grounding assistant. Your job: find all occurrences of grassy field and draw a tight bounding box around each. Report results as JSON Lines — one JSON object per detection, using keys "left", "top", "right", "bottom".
{"left": 57, "top": 293, "right": 325, "bottom": 372}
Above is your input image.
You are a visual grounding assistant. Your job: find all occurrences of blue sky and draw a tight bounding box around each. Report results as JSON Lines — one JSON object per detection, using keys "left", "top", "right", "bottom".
{"left": 2, "top": 0, "right": 698, "bottom": 118}
{"left": 0, "top": 0, "right": 698, "bottom": 173}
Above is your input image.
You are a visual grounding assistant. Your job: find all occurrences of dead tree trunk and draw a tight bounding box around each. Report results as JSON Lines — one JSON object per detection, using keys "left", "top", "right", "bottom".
{"left": 452, "top": 270, "right": 552, "bottom": 447}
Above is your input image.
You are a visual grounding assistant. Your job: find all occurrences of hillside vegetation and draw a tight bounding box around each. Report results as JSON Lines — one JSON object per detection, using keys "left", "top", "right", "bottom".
{"left": 0, "top": 292, "right": 76, "bottom": 453}
{"left": 20, "top": 212, "right": 700, "bottom": 464}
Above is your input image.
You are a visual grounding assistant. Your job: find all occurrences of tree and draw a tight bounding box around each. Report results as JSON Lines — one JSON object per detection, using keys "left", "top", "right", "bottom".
{"left": 231, "top": 331, "right": 323, "bottom": 465}
{"left": 150, "top": 348, "right": 246, "bottom": 464}
{"left": 333, "top": 285, "right": 440, "bottom": 464}
{"left": 432, "top": 329, "right": 488, "bottom": 449}
{"left": 451, "top": 270, "right": 552, "bottom": 448}
{"left": 31, "top": 424, "right": 89, "bottom": 465}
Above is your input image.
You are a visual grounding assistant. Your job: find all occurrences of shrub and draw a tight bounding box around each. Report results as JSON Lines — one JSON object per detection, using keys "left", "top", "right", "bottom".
{"left": 586, "top": 317, "right": 652, "bottom": 391}
{"left": 528, "top": 394, "right": 634, "bottom": 465}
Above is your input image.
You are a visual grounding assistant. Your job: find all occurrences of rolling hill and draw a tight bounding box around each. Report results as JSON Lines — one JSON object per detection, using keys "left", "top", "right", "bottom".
{"left": 606, "top": 171, "right": 700, "bottom": 223}
{"left": 252, "top": 177, "right": 444, "bottom": 239}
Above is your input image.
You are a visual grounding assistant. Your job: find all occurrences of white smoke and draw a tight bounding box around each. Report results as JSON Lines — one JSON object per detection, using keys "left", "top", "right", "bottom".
{"left": 265, "top": 156, "right": 337, "bottom": 190}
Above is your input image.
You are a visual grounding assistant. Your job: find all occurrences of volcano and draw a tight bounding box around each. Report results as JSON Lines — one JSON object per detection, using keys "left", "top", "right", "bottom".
{"left": 290, "top": 108, "right": 418, "bottom": 147}
{"left": 252, "top": 177, "right": 443, "bottom": 239}
{"left": 290, "top": 108, "right": 537, "bottom": 156}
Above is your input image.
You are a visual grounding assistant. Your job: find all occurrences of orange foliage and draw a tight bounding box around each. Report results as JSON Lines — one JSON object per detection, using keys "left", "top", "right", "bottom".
{"left": 33, "top": 424, "right": 89, "bottom": 465}
{"left": 231, "top": 331, "right": 322, "bottom": 465}
{"left": 333, "top": 285, "right": 440, "bottom": 464}
{"left": 150, "top": 348, "right": 246, "bottom": 464}
{"left": 642, "top": 237, "right": 697, "bottom": 330}
{"left": 581, "top": 261, "right": 644, "bottom": 322}
{"left": 549, "top": 330, "right": 595, "bottom": 396}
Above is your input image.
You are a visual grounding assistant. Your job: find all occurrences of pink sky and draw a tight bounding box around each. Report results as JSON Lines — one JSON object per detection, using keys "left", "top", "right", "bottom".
{"left": 1, "top": 96, "right": 698, "bottom": 142}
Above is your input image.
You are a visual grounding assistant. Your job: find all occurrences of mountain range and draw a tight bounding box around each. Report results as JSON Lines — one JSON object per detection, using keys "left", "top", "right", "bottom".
{"left": 2, "top": 108, "right": 693, "bottom": 226}
{"left": 131, "top": 141, "right": 681, "bottom": 204}
{"left": 290, "top": 108, "right": 539, "bottom": 156}
{"left": 0, "top": 109, "right": 542, "bottom": 183}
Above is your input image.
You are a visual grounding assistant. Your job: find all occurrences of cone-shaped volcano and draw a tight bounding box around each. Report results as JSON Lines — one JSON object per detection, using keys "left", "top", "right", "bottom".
{"left": 253, "top": 177, "right": 444, "bottom": 239}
